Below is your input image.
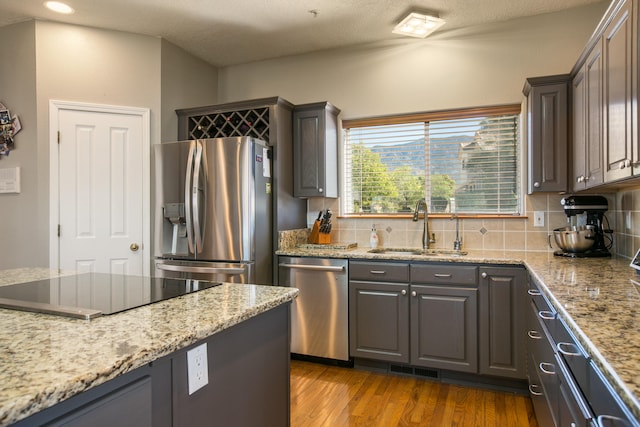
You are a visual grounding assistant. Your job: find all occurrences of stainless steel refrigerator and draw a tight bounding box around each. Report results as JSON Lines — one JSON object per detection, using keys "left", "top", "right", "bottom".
{"left": 153, "top": 137, "right": 273, "bottom": 284}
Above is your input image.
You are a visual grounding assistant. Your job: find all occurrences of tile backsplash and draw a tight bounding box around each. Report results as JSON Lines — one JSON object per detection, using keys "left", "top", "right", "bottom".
{"left": 306, "top": 189, "right": 639, "bottom": 258}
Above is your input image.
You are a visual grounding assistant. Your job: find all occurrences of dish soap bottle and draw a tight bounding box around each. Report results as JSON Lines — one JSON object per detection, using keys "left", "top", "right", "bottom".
{"left": 370, "top": 224, "right": 379, "bottom": 249}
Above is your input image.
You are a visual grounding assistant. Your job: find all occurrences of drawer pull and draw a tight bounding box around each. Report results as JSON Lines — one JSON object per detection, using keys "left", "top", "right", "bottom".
{"left": 434, "top": 273, "right": 452, "bottom": 278}
{"left": 369, "top": 270, "right": 387, "bottom": 275}
{"left": 538, "top": 310, "right": 555, "bottom": 320}
{"left": 528, "top": 330, "right": 542, "bottom": 340}
{"left": 529, "top": 384, "right": 543, "bottom": 396}
{"left": 539, "top": 362, "right": 556, "bottom": 375}
{"left": 527, "top": 289, "right": 542, "bottom": 296}
{"left": 557, "top": 342, "right": 582, "bottom": 357}
{"left": 596, "top": 415, "right": 631, "bottom": 427}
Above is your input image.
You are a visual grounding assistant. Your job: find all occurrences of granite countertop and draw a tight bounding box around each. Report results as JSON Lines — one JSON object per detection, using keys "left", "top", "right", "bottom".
{"left": 0, "top": 268, "right": 298, "bottom": 426}
{"left": 277, "top": 246, "right": 640, "bottom": 421}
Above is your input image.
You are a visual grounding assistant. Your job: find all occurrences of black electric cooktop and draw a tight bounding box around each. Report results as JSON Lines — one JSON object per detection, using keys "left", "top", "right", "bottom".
{"left": 0, "top": 273, "right": 221, "bottom": 320}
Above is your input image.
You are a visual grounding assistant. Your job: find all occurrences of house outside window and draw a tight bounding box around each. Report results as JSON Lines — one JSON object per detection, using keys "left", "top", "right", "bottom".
{"left": 342, "top": 105, "right": 522, "bottom": 216}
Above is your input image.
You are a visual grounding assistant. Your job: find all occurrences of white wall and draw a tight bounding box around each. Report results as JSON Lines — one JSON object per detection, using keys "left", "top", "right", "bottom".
{"left": 217, "top": 3, "right": 608, "bottom": 119}
{"left": 216, "top": 2, "right": 612, "bottom": 253}
{"left": 160, "top": 39, "right": 218, "bottom": 142}
{"left": 0, "top": 21, "right": 217, "bottom": 269}
{"left": 0, "top": 22, "right": 38, "bottom": 268}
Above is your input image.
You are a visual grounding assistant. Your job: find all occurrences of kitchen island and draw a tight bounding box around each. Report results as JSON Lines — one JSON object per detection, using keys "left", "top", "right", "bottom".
{"left": 277, "top": 245, "right": 640, "bottom": 423}
{"left": 0, "top": 268, "right": 298, "bottom": 426}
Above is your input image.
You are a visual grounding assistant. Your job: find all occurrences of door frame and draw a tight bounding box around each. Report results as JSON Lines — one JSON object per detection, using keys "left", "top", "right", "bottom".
{"left": 49, "top": 100, "right": 151, "bottom": 275}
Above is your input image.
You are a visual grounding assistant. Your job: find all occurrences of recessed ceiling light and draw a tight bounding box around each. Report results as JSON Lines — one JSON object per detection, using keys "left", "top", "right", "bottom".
{"left": 393, "top": 12, "right": 445, "bottom": 38}
{"left": 44, "top": 1, "right": 75, "bottom": 14}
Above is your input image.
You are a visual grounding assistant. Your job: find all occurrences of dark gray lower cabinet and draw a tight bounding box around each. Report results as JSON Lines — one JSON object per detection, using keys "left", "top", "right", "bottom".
{"left": 349, "top": 280, "right": 410, "bottom": 363}
{"left": 349, "top": 261, "right": 529, "bottom": 381}
{"left": 479, "top": 266, "right": 527, "bottom": 379}
{"left": 15, "top": 305, "right": 291, "bottom": 427}
{"left": 527, "top": 278, "right": 638, "bottom": 427}
{"left": 411, "top": 284, "right": 477, "bottom": 373}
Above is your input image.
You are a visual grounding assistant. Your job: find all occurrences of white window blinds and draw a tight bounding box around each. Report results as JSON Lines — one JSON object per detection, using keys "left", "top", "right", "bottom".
{"left": 343, "top": 106, "right": 521, "bottom": 215}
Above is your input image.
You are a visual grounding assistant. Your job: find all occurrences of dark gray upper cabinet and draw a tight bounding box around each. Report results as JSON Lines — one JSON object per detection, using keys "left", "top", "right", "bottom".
{"left": 572, "top": 41, "right": 604, "bottom": 191}
{"left": 569, "top": 0, "right": 640, "bottom": 188}
{"left": 479, "top": 266, "right": 526, "bottom": 379}
{"left": 523, "top": 75, "right": 570, "bottom": 194}
{"left": 602, "top": 0, "right": 635, "bottom": 182}
{"left": 293, "top": 102, "right": 341, "bottom": 198}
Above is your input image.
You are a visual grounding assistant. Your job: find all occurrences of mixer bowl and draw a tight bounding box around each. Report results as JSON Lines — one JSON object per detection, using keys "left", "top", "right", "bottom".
{"left": 553, "top": 225, "right": 596, "bottom": 253}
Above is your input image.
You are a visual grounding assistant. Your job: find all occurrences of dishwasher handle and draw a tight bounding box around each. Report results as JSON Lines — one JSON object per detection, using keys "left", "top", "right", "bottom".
{"left": 279, "top": 263, "right": 345, "bottom": 272}
{"left": 157, "top": 264, "right": 245, "bottom": 275}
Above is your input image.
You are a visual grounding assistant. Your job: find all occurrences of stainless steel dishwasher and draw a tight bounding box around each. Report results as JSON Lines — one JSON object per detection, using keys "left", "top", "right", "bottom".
{"left": 278, "top": 257, "right": 349, "bottom": 362}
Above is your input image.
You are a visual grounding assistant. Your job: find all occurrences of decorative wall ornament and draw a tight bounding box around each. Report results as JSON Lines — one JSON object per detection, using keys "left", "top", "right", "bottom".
{"left": 0, "top": 102, "right": 21, "bottom": 157}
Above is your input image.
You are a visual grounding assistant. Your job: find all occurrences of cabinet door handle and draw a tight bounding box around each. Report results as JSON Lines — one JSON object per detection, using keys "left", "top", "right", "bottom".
{"left": 318, "top": 187, "right": 324, "bottom": 193}
{"left": 557, "top": 342, "right": 582, "bottom": 357}
{"left": 528, "top": 330, "right": 542, "bottom": 340}
{"left": 533, "top": 181, "right": 541, "bottom": 188}
{"left": 538, "top": 310, "right": 555, "bottom": 320}
{"left": 529, "top": 384, "right": 543, "bottom": 396}
{"left": 481, "top": 272, "right": 487, "bottom": 279}
{"left": 401, "top": 289, "right": 407, "bottom": 296}
{"left": 539, "top": 362, "right": 556, "bottom": 375}
{"left": 434, "top": 273, "right": 452, "bottom": 278}
{"left": 411, "top": 291, "right": 417, "bottom": 297}
{"left": 576, "top": 175, "right": 585, "bottom": 183}
{"left": 527, "top": 289, "right": 542, "bottom": 296}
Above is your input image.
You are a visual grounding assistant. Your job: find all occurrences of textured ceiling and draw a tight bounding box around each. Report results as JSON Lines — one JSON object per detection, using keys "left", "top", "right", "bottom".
{"left": 0, "top": 0, "right": 607, "bottom": 67}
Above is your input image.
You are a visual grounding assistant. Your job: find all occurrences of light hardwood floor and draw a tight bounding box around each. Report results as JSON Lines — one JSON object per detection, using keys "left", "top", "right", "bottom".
{"left": 290, "top": 360, "right": 539, "bottom": 427}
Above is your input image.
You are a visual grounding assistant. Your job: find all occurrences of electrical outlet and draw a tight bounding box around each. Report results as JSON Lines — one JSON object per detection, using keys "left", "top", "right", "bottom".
{"left": 533, "top": 211, "right": 545, "bottom": 227}
{"left": 187, "top": 343, "right": 208, "bottom": 395}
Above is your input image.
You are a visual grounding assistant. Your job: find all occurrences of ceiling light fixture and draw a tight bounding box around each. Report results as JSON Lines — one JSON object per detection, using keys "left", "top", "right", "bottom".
{"left": 44, "top": 1, "right": 75, "bottom": 14}
{"left": 392, "top": 12, "right": 445, "bottom": 38}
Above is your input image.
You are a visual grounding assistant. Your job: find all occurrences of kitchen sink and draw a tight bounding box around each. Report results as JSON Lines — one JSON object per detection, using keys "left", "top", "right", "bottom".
{"left": 367, "top": 248, "right": 467, "bottom": 257}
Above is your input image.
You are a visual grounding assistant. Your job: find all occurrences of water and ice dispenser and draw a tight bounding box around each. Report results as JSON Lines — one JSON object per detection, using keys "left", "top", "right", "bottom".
{"left": 162, "top": 203, "right": 188, "bottom": 255}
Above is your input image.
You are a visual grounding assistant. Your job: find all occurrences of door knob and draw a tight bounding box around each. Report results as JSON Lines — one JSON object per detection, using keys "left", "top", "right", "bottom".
{"left": 130, "top": 243, "right": 140, "bottom": 252}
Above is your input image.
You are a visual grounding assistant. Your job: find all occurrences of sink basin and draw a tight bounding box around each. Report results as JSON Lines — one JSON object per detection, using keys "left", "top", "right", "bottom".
{"left": 367, "top": 248, "right": 467, "bottom": 257}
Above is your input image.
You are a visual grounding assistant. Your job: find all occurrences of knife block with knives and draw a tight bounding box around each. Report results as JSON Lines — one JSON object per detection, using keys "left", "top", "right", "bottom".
{"left": 308, "top": 209, "right": 332, "bottom": 244}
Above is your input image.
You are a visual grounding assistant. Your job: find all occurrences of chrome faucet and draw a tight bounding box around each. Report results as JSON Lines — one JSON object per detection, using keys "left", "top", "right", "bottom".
{"left": 451, "top": 214, "right": 462, "bottom": 251}
{"left": 413, "top": 199, "right": 435, "bottom": 250}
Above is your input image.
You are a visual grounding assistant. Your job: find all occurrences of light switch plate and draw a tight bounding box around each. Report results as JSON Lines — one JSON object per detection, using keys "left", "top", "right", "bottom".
{"left": 187, "top": 343, "right": 208, "bottom": 395}
{"left": 533, "top": 211, "right": 544, "bottom": 227}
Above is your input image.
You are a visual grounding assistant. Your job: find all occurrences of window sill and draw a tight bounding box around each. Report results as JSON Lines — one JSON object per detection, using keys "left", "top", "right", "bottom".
{"left": 339, "top": 214, "right": 528, "bottom": 220}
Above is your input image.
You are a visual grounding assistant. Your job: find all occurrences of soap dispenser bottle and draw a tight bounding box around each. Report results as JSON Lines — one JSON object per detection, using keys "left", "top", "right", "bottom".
{"left": 370, "top": 224, "right": 379, "bottom": 248}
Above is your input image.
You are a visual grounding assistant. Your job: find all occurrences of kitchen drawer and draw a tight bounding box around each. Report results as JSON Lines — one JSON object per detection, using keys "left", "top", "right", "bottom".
{"left": 411, "top": 263, "right": 477, "bottom": 286}
{"left": 528, "top": 279, "right": 554, "bottom": 313}
{"left": 349, "top": 261, "right": 409, "bottom": 283}
{"left": 553, "top": 316, "right": 589, "bottom": 395}
{"left": 556, "top": 353, "right": 592, "bottom": 427}
{"left": 587, "top": 361, "right": 637, "bottom": 426}
{"left": 528, "top": 280, "right": 557, "bottom": 337}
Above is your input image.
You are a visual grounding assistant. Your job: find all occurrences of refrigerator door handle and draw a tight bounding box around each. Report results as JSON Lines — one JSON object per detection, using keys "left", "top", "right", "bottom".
{"left": 184, "top": 141, "right": 197, "bottom": 254}
{"left": 156, "top": 263, "right": 245, "bottom": 275}
{"left": 192, "top": 140, "right": 205, "bottom": 253}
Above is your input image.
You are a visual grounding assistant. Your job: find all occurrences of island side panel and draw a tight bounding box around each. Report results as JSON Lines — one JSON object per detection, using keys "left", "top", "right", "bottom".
{"left": 172, "top": 303, "right": 291, "bottom": 426}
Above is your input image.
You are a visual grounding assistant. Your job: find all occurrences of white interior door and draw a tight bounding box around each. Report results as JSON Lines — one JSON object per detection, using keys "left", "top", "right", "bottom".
{"left": 51, "top": 102, "right": 150, "bottom": 275}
